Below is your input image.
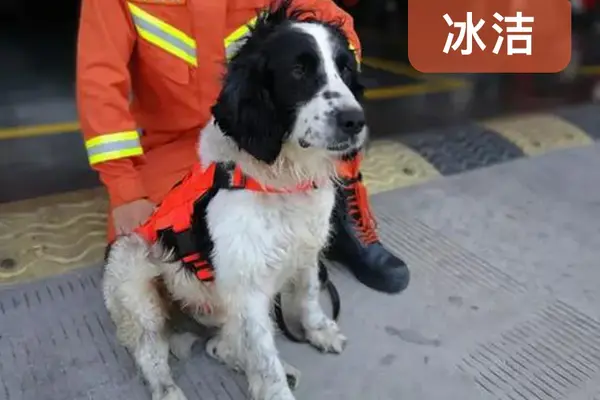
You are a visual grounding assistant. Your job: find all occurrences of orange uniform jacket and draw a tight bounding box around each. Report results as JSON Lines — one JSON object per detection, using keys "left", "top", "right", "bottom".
{"left": 76, "top": 0, "right": 361, "bottom": 211}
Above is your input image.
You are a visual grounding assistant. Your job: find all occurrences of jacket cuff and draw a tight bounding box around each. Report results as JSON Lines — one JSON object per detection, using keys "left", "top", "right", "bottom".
{"left": 106, "top": 175, "right": 148, "bottom": 207}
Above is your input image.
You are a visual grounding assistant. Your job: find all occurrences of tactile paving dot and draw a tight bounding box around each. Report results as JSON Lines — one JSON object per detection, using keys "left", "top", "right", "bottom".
{"left": 361, "top": 140, "right": 441, "bottom": 194}
{"left": 481, "top": 114, "right": 594, "bottom": 156}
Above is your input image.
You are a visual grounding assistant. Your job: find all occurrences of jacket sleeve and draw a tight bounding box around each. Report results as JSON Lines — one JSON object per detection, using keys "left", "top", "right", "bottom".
{"left": 76, "top": 0, "right": 148, "bottom": 207}
{"left": 288, "top": 0, "right": 362, "bottom": 62}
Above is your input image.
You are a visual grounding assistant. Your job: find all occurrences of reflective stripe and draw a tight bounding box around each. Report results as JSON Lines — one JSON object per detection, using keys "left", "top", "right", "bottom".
{"left": 87, "top": 139, "right": 141, "bottom": 157}
{"left": 127, "top": 2, "right": 197, "bottom": 66}
{"left": 85, "top": 131, "right": 139, "bottom": 148}
{"left": 349, "top": 43, "right": 361, "bottom": 70}
{"left": 88, "top": 148, "right": 144, "bottom": 165}
{"left": 224, "top": 16, "right": 258, "bottom": 60}
{"left": 85, "top": 131, "right": 144, "bottom": 165}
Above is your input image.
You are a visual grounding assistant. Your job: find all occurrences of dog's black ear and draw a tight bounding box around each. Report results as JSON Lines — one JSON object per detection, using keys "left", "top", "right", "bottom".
{"left": 212, "top": 52, "right": 287, "bottom": 165}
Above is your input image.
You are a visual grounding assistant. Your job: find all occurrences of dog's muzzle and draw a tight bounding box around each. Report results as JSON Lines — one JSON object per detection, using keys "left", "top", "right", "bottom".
{"left": 335, "top": 108, "right": 365, "bottom": 137}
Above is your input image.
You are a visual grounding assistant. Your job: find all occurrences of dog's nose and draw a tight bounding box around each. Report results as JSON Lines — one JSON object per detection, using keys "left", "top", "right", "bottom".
{"left": 336, "top": 108, "right": 365, "bottom": 136}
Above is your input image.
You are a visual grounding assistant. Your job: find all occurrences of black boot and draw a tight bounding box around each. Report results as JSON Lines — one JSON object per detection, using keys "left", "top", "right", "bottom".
{"left": 324, "top": 173, "right": 410, "bottom": 294}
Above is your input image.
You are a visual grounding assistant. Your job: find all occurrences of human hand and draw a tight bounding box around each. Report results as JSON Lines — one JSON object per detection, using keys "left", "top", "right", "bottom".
{"left": 112, "top": 199, "right": 156, "bottom": 235}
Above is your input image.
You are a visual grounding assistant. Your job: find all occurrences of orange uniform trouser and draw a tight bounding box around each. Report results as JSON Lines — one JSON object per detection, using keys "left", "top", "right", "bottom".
{"left": 106, "top": 130, "right": 362, "bottom": 243}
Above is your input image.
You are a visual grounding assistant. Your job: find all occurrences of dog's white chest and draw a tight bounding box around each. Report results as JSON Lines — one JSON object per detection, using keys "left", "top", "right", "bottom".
{"left": 205, "top": 186, "right": 335, "bottom": 288}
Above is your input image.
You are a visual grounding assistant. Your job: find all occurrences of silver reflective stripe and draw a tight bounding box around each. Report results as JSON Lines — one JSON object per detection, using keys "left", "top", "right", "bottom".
{"left": 131, "top": 14, "right": 196, "bottom": 59}
{"left": 86, "top": 139, "right": 142, "bottom": 157}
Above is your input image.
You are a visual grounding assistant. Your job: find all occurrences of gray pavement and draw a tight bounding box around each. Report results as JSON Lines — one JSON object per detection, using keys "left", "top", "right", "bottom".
{"left": 2, "top": 144, "right": 600, "bottom": 400}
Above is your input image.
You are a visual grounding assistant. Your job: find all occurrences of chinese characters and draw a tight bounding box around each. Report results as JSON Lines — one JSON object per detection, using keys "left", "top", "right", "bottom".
{"left": 443, "top": 11, "right": 534, "bottom": 56}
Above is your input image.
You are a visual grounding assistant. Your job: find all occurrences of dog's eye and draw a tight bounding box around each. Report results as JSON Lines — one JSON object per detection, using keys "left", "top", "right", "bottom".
{"left": 291, "top": 64, "right": 305, "bottom": 80}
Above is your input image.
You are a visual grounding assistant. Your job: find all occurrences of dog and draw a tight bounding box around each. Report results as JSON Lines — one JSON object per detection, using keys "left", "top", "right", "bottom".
{"left": 102, "top": 2, "right": 367, "bottom": 399}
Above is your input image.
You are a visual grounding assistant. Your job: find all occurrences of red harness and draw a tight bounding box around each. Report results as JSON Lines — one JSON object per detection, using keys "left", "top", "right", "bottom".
{"left": 135, "top": 162, "right": 318, "bottom": 281}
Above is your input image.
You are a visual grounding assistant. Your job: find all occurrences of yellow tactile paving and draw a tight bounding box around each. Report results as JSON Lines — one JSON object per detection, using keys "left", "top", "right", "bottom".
{"left": 0, "top": 139, "right": 429, "bottom": 285}
{"left": 0, "top": 188, "right": 109, "bottom": 285}
{"left": 361, "top": 139, "right": 441, "bottom": 194}
{"left": 480, "top": 114, "right": 594, "bottom": 156}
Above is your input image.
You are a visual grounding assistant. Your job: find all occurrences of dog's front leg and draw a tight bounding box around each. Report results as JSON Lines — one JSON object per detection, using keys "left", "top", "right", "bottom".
{"left": 293, "top": 264, "right": 347, "bottom": 353}
{"left": 207, "top": 291, "right": 295, "bottom": 400}
{"left": 135, "top": 331, "right": 188, "bottom": 400}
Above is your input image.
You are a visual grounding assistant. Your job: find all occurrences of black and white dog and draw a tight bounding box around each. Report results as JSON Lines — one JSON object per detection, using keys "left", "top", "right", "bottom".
{"left": 102, "top": 2, "right": 367, "bottom": 399}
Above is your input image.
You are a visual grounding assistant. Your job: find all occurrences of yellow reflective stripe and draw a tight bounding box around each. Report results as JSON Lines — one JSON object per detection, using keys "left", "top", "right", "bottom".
{"left": 224, "top": 16, "right": 257, "bottom": 49}
{"left": 349, "top": 43, "right": 361, "bottom": 68}
{"left": 85, "top": 131, "right": 139, "bottom": 149}
{"left": 128, "top": 3, "right": 195, "bottom": 48}
{"left": 89, "top": 148, "right": 144, "bottom": 165}
{"left": 136, "top": 26, "right": 197, "bottom": 66}
{"left": 85, "top": 131, "right": 144, "bottom": 165}
{"left": 127, "top": 2, "right": 197, "bottom": 66}
{"left": 224, "top": 16, "right": 258, "bottom": 60}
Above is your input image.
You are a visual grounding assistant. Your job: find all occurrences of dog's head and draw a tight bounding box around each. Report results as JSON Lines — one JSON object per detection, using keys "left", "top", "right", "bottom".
{"left": 211, "top": 0, "right": 367, "bottom": 165}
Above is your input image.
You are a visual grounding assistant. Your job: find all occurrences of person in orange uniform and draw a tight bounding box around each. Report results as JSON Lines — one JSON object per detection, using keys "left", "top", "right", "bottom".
{"left": 76, "top": 0, "right": 410, "bottom": 294}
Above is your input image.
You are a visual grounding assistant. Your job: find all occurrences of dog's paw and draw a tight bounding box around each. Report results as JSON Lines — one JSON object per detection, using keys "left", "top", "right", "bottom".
{"left": 169, "top": 332, "right": 199, "bottom": 360}
{"left": 305, "top": 319, "right": 347, "bottom": 354}
{"left": 206, "top": 336, "right": 241, "bottom": 371}
{"left": 281, "top": 360, "right": 301, "bottom": 390}
{"left": 152, "top": 384, "right": 188, "bottom": 400}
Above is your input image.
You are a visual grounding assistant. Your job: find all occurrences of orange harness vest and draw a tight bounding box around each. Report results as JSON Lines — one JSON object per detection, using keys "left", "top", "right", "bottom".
{"left": 134, "top": 162, "right": 318, "bottom": 282}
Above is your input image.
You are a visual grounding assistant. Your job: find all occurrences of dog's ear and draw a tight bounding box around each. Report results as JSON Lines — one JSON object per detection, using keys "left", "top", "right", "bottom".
{"left": 211, "top": 52, "right": 287, "bottom": 165}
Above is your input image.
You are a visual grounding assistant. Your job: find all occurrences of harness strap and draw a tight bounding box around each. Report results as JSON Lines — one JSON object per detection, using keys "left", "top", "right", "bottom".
{"left": 213, "top": 162, "right": 236, "bottom": 189}
{"left": 213, "top": 162, "right": 320, "bottom": 192}
{"left": 157, "top": 227, "right": 215, "bottom": 282}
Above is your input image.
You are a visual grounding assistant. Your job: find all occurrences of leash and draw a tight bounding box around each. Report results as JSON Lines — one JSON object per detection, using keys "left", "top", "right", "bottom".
{"left": 273, "top": 260, "right": 341, "bottom": 343}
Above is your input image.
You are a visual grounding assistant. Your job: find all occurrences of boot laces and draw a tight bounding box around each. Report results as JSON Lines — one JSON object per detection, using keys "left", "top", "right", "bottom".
{"left": 344, "top": 177, "right": 379, "bottom": 245}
